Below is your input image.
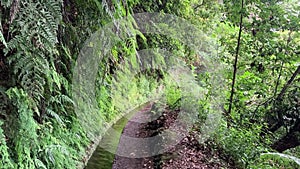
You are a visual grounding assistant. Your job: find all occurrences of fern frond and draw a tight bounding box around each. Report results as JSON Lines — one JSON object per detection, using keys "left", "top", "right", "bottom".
{"left": 0, "top": 22, "right": 7, "bottom": 48}
{"left": 34, "top": 158, "right": 47, "bottom": 169}
{"left": 46, "top": 108, "right": 64, "bottom": 126}
{"left": 6, "top": 0, "right": 62, "bottom": 103}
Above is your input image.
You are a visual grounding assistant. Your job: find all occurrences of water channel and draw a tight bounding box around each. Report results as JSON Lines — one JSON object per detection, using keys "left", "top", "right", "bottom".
{"left": 85, "top": 102, "right": 156, "bottom": 169}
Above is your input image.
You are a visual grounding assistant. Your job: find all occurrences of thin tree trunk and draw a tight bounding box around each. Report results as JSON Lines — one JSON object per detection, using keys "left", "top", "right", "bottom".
{"left": 227, "top": 0, "right": 244, "bottom": 127}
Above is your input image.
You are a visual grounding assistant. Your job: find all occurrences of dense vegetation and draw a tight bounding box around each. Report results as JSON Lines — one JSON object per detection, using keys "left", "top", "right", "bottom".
{"left": 0, "top": 0, "right": 299, "bottom": 168}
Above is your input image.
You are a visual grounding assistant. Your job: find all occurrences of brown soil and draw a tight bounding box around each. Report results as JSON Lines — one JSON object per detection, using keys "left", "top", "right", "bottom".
{"left": 160, "top": 134, "right": 236, "bottom": 169}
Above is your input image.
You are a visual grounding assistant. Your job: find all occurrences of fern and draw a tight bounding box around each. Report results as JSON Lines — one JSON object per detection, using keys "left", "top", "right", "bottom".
{"left": 5, "top": 0, "right": 62, "bottom": 103}
{"left": 0, "top": 121, "right": 14, "bottom": 169}
{"left": 6, "top": 88, "right": 38, "bottom": 169}
{"left": 1, "top": 0, "right": 147, "bottom": 168}
{"left": 2, "top": 2, "right": 70, "bottom": 167}
{"left": 4, "top": 0, "right": 72, "bottom": 133}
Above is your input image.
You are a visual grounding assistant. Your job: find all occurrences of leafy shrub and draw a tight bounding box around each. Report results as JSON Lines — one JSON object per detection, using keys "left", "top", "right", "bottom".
{"left": 250, "top": 153, "right": 300, "bottom": 169}
{"left": 214, "top": 120, "right": 267, "bottom": 168}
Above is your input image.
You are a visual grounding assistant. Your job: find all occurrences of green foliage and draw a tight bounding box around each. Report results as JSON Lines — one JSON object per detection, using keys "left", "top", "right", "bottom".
{"left": 4, "top": 88, "right": 88, "bottom": 168}
{"left": 108, "top": 53, "right": 163, "bottom": 113}
{"left": 0, "top": 0, "right": 90, "bottom": 168}
{"left": 164, "top": 82, "right": 181, "bottom": 107}
{"left": 214, "top": 120, "right": 268, "bottom": 168}
{"left": 251, "top": 153, "right": 300, "bottom": 169}
{"left": 37, "top": 118, "right": 89, "bottom": 169}
{"left": 6, "top": 88, "right": 39, "bottom": 169}
{"left": 5, "top": 0, "right": 62, "bottom": 102}
{"left": 215, "top": 1, "right": 300, "bottom": 166}
{"left": 0, "top": 121, "right": 14, "bottom": 169}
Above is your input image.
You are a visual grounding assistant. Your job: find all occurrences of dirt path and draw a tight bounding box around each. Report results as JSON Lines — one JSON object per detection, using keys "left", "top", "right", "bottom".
{"left": 112, "top": 102, "right": 159, "bottom": 169}
{"left": 160, "top": 133, "right": 236, "bottom": 169}
{"left": 110, "top": 102, "right": 235, "bottom": 169}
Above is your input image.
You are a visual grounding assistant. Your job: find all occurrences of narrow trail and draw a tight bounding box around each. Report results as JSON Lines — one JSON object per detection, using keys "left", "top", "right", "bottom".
{"left": 112, "top": 102, "right": 159, "bottom": 169}
{"left": 86, "top": 102, "right": 236, "bottom": 169}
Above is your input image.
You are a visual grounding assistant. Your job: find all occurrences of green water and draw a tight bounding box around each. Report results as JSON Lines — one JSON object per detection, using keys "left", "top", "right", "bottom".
{"left": 84, "top": 117, "right": 127, "bottom": 169}
{"left": 85, "top": 102, "right": 151, "bottom": 169}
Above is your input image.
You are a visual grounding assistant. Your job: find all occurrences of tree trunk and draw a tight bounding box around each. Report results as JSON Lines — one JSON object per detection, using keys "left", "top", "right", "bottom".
{"left": 271, "top": 121, "right": 300, "bottom": 152}
{"left": 271, "top": 131, "right": 300, "bottom": 152}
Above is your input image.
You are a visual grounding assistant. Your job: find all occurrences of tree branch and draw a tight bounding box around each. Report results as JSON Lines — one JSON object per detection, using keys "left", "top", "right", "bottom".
{"left": 277, "top": 65, "right": 300, "bottom": 101}
{"left": 273, "top": 61, "right": 284, "bottom": 97}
